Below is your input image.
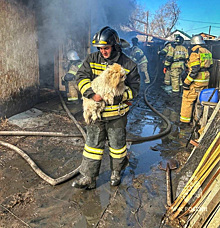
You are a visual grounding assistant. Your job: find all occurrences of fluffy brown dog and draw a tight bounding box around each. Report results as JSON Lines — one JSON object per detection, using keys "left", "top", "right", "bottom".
{"left": 83, "top": 63, "right": 127, "bottom": 124}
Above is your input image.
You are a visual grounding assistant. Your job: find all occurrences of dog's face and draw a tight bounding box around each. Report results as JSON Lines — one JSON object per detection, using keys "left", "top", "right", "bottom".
{"left": 105, "top": 63, "right": 126, "bottom": 88}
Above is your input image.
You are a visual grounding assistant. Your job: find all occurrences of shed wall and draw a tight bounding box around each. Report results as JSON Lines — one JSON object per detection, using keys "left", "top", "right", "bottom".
{"left": 0, "top": 0, "right": 39, "bottom": 118}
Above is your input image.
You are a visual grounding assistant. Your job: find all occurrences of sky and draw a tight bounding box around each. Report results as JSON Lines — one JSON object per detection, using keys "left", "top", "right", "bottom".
{"left": 137, "top": 0, "right": 220, "bottom": 37}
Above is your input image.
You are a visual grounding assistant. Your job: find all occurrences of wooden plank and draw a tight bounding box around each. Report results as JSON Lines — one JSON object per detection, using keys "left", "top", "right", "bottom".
{"left": 205, "top": 204, "right": 220, "bottom": 228}
{"left": 201, "top": 105, "right": 209, "bottom": 128}
{"left": 201, "top": 101, "right": 218, "bottom": 107}
{"left": 186, "top": 171, "right": 220, "bottom": 228}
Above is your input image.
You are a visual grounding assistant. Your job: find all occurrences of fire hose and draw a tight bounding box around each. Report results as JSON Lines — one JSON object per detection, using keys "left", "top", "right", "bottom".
{"left": 0, "top": 56, "right": 171, "bottom": 185}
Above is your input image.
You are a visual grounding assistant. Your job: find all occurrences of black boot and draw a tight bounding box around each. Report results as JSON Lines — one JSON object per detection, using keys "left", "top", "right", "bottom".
{"left": 110, "top": 171, "right": 121, "bottom": 186}
{"left": 72, "top": 175, "right": 96, "bottom": 189}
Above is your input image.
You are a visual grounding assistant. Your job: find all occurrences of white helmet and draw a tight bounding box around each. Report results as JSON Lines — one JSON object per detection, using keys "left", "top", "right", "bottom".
{"left": 191, "top": 35, "right": 205, "bottom": 45}
{"left": 66, "top": 50, "right": 80, "bottom": 61}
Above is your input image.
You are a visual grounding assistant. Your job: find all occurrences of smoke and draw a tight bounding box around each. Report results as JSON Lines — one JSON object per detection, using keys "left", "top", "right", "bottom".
{"left": 35, "top": 0, "right": 137, "bottom": 64}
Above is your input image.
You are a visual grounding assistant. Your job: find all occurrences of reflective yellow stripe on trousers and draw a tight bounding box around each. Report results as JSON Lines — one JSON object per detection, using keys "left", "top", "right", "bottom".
{"left": 109, "top": 145, "right": 127, "bottom": 159}
{"left": 83, "top": 144, "right": 104, "bottom": 160}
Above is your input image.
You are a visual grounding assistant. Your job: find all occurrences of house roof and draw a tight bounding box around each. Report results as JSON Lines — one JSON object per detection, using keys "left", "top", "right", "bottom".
{"left": 199, "top": 32, "right": 217, "bottom": 39}
{"left": 169, "top": 29, "right": 191, "bottom": 39}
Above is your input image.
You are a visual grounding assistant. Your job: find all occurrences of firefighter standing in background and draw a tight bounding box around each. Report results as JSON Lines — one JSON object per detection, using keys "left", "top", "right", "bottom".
{"left": 62, "top": 50, "right": 82, "bottom": 102}
{"left": 163, "top": 35, "right": 189, "bottom": 95}
{"left": 72, "top": 26, "right": 140, "bottom": 189}
{"left": 180, "top": 35, "right": 213, "bottom": 124}
{"left": 158, "top": 41, "right": 174, "bottom": 86}
{"left": 130, "top": 37, "right": 150, "bottom": 84}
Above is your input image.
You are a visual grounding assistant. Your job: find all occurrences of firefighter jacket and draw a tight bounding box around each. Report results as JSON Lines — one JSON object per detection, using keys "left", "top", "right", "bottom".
{"left": 165, "top": 45, "right": 189, "bottom": 70}
{"left": 159, "top": 43, "right": 174, "bottom": 56}
{"left": 184, "top": 45, "right": 213, "bottom": 87}
{"left": 130, "top": 46, "right": 148, "bottom": 65}
{"left": 68, "top": 61, "right": 82, "bottom": 77}
{"left": 76, "top": 50, "right": 140, "bottom": 121}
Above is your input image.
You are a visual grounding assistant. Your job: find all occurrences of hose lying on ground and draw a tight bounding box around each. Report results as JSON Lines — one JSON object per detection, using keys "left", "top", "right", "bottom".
{"left": 57, "top": 91, "right": 87, "bottom": 140}
{"left": 0, "top": 131, "right": 83, "bottom": 137}
{"left": 0, "top": 91, "right": 86, "bottom": 186}
{"left": 0, "top": 140, "right": 80, "bottom": 186}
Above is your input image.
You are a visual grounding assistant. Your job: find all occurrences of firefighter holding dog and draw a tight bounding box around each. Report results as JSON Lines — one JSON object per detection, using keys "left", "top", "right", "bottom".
{"left": 180, "top": 35, "right": 213, "bottom": 125}
{"left": 72, "top": 26, "right": 140, "bottom": 189}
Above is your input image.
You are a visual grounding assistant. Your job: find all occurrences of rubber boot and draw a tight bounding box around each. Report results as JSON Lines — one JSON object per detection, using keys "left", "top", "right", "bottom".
{"left": 110, "top": 171, "right": 121, "bottom": 186}
{"left": 72, "top": 175, "right": 96, "bottom": 189}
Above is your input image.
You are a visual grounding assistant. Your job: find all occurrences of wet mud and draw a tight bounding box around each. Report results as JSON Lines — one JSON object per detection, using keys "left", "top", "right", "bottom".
{"left": 0, "top": 76, "right": 193, "bottom": 227}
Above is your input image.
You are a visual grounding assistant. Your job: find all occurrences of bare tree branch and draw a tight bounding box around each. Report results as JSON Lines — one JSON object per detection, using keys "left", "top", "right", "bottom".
{"left": 130, "top": 0, "right": 180, "bottom": 38}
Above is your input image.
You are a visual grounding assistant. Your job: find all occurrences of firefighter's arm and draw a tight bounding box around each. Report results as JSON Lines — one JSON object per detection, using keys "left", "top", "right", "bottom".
{"left": 158, "top": 46, "right": 168, "bottom": 55}
{"left": 184, "top": 52, "right": 200, "bottom": 86}
{"left": 135, "top": 49, "right": 145, "bottom": 62}
{"left": 64, "top": 73, "right": 75, "bottom": 81}
{"left": 164, "top": 48, "right": 173, "bottom": 68}
{"left": 125, "top": 64, "right": 140, "bottom": 99}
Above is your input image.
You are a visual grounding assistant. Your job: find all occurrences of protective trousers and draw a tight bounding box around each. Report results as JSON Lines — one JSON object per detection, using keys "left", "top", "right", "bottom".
{"left": 164, "top": 69, "right": 171, "bottom": 85}
{"left": 180, "top": 84, "right": 207, "bottom": 123}
{"left": 67, "top": 81, "right": 78, "bottom": 101}
{"left": 139, "top": 62, "right": 150, "bottom": 83}
{"left": 170, "top": 68, "right": 183, "bottom": 92}
{"left": 80, "top": 114, "right": 128, "bottom": 178}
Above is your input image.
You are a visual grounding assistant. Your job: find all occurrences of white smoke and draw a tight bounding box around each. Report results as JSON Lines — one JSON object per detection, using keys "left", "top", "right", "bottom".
{"left": 36, "top": 0, "right": 137, "bottom": 64}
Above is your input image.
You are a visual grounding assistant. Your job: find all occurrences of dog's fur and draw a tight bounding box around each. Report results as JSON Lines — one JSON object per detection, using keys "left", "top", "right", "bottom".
{"left": 83, "top": 63, "right": 126, "bottom": 124}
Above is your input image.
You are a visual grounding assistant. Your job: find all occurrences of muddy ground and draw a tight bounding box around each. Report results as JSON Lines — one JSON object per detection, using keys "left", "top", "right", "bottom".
{"left": 0, "top": 73, "right": 193, "bottom": 228}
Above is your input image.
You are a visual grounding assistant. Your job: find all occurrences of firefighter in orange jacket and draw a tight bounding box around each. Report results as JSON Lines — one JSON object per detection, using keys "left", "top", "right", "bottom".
{"left": 180, "top": 35, "right": 213, "bottom": 124}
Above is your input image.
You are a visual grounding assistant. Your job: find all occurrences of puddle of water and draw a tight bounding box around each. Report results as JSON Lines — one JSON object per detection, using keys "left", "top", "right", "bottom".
{"left": 126, "top": 139, "right": 162, "bottom": 176}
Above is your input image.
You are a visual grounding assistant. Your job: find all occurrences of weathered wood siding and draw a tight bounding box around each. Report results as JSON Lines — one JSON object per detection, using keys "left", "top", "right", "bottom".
{"left": 0, "top": 0, "right": 39, "bottom": 118}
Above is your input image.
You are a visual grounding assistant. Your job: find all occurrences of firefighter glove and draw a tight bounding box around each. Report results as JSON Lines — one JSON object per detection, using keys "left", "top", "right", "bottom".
{"left": 182, "top": 83, "right": 190, "bottom": 90}
{"left": 64, "top": 73, "right": 75, "bottom": 81}
{"left": 163, "top": 67, "right": 167, "bottom": 74}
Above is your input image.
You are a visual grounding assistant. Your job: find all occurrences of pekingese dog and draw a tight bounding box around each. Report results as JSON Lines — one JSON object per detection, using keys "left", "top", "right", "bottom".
{"left": 83, "top": 63, "right": 126, "bottom": 124}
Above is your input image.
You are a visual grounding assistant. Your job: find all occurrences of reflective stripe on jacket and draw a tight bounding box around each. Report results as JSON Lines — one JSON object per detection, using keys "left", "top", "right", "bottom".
{"left": 184, "top": 45, "right": 213, "bottom": 86}
{"left": 76, "top": 51, "right": 140, "bottom": 120}
{"left": 68, "top": 62, "right": 82, "bottom": 75}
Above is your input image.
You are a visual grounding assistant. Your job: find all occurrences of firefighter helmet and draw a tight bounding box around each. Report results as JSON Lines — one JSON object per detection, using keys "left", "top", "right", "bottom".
{"left": 131, "top": 37, "right": 139, "bottom": 45}
{"left": 92, "top": 26, "right": 120, "bottom": 47}
{"left": 66, "top": 50, "right": 80, "bottom": 61}
{"left": 191, "top": 35, "right": 205, "bottom": 45}
{"left": 174, "top": 35, "right": 184, "bottom": 45}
